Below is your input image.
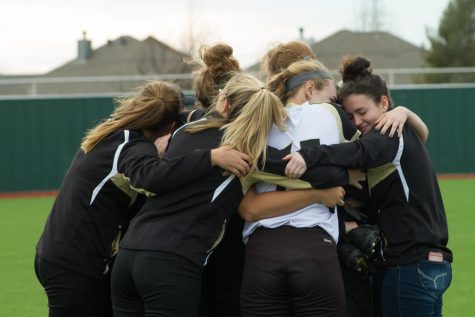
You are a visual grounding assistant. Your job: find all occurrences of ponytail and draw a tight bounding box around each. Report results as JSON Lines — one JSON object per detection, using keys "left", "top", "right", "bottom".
{"left": 268, "top": 59, "right": 332, "bottom": 104}
{"left": 187, "top": 74, "right": 286, "bottom": 172}
{"left": 222, "top": 87, "right": 286, "bottom": 172}
{"left": 338, "top": 56, "right": 393, "bottom": 108}
{"left": 81, "top": 81, "right": 181, "bottom": 153}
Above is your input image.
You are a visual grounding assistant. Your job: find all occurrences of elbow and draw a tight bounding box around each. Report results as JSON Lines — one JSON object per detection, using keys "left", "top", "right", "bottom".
{"left": 238, "top": 205, "right": 259, "bottom": 222}
{"left": 422, "top": 130, "right": 429, "bottom": 143}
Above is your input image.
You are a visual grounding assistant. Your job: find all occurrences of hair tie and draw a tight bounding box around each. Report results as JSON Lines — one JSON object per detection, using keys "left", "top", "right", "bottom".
{"left": 285, "top": 70, "right": 333, "bottom": 91}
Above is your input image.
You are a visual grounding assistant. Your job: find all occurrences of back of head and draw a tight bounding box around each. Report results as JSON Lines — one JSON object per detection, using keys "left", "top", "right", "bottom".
{"left": 81, "top": 81, "right": 181, "bottom": 152}
{"left": 261, "top": 41, "right": 316, "bottom": 79}
{"left": 222, "top": 74, "right": 287, "bottom": 172}
{"left": 338, "top": 56, "right": 392, "bottom": 107}
{"left": 267, "top": 59, "right": 332, "bottom": 104}
{"left": 188, "top": 73, "right": 286, "bottom": 172}
{"left": 190, "top": 43, "right": 241, "bottom": 109}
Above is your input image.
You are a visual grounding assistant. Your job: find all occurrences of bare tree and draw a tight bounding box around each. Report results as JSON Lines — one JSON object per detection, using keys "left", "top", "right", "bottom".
{"left": 180, "top": 0, "right": 210, "bottom": 56}
{"left": 358, "top": 0, "right": 385, "bottom": 32}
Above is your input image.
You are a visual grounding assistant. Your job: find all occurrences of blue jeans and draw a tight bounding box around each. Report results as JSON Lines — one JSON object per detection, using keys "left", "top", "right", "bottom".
{"left": 381, "top": 259, "right": 452, "bottom": 317}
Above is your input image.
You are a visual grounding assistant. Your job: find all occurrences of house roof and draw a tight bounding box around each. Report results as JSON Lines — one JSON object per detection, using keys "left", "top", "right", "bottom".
{"left": 247, "top": 30, "right": 426, "bottom": 73}
{"left": 46, "top": 35, "right": 192, "bottom": 76}
{"left": 311, "top": 30, "right": 426, "bottom": 70}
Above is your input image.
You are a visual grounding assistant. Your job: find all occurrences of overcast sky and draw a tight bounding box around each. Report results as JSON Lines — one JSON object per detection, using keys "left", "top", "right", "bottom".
{"left": 0, "top": 0, "right": 450, "bottom": 74}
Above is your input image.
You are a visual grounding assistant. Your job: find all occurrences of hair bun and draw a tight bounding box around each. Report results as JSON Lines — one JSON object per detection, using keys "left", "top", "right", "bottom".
{"left": 202, "top": 43, "right": 234, "bottom": 66}
{"left": 340, "top": 56, "right": 372, "bottom": 82}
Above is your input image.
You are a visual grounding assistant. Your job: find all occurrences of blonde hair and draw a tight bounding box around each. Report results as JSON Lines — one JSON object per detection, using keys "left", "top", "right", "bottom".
{"left": 81, "top": 81, "right": 181, "bottom": 153}
{"left": 260, "top": 41, "right": 316, "bottom": 79}
{"left": 187, "top": 74, "right": 286, "bottom": 172}
{"left": 267, "top": 59, "right": 332, "bottom": 104}
{"left": 186, "top": 43, "right": 241, "bottom": 109}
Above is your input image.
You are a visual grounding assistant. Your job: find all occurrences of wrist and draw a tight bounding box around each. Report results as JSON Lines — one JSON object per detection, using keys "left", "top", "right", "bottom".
{"left": 210, "top": 149, "right": 218, "bottom": 167}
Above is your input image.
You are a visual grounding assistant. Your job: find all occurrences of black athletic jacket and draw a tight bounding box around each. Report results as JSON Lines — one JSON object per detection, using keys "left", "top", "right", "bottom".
{"left": 36, "top": 129, "right": 213, "bottom": 278}
{"left": 299, "top": 126, "right": 453, "bottom": 266}
{"left": 120, "top": 127, "right": 244, "bottom": 268}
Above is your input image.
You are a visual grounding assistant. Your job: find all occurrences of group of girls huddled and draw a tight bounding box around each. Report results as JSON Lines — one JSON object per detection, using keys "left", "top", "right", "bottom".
{"left": 35, "top": 40, "right": 452, "bottom": 317}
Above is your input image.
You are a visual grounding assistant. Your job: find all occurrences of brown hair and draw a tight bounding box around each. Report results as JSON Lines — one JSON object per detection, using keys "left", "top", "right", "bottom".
{"left": 81, "top": 81, "right": 181, "bottom": 153}
{"left": 267, "top": 59, "right": 332, "bottom": 104}
{"left": 338, "top": 56, "right": 393, "bottom": 108}
{"left": 188, "top": 43, "right": 241, "bottom": 109}
{"left": 260, "top": 41, "right": 316, "bottom": 79}
{"left": 186, "top": 74, "right": 287, "bottom": 172}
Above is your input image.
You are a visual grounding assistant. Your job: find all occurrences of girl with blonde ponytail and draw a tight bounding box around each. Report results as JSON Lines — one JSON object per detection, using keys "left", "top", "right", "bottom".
{"left": 35, "top": 81, "right": 250, "bottom": 317}
{"left": 237, "top": 58, "right": 361, "bottom": 317}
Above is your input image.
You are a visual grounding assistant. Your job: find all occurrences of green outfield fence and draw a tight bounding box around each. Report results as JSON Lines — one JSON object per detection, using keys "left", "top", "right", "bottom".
{"left": 1, "top": 87, "right": 474, "bottom": 192}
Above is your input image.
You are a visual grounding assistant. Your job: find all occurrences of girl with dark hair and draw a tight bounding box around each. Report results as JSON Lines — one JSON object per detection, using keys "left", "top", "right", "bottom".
{"left": 34, "top": 81, "right": 250, "bottom": 317}
{"left": 288, "top": 56, "right": 452, "bottom": 317}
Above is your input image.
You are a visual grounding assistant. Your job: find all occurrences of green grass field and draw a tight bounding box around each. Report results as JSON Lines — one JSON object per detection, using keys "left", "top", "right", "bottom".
{"left": 0, "top": 178, "right": 474, "bottom": 316}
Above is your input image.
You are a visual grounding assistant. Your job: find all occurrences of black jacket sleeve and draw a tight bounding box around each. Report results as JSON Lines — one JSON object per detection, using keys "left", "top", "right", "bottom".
{"left": 262, "top": 145, "right": 349, "bottom": 188}
{"left": 118, "top": 138, "right": 212, "bottom": 195}
{"left": 299, "top": 129, "right": 399, "bottom": 169}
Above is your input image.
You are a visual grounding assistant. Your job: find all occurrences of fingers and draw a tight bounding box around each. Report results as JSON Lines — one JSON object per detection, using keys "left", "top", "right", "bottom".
{"left": 237, "top": 151, "right": 251, "bottom": 164}
{"left": 322, "top": 186, "right": 346, "bottom": 208}
{"left": 353, "top": 182, "right": 363, "bottom": 190}
{"left": 284, "top": 154, "right": 297, "bottom": 177}
{"left": 287, "top": 163, "right": 303, "bottom": 178}
{"left": 388, "top": 124, "right": 397, "bottom": 137}
{"left": 212, "top": 147, "right": 251, "bottom": 176}
{"left": 288, "top": 166, "right": 306, "bottom": 179}
{"left": 286, "top": 160, "right": 305, "bottom": 178}
{"left": 374, "top": 117, "right": 384, "bottom": 131}
{"left": 348, "top": 169, "right": 366, "bottom": 189}
{"left": 154, "top": 133, "right": 171, "bottom": 158}
{"left": 231, "top": 158, "right": 251, "bottom": 177}
{"left": 379, "top": 119, "right": 393, "bottom": 136}
{"left": 339, "top": 186, "right": 346, "bottom": 197}
{"left": 229, "top": 168, "right": 242, "bottom": 178}
{"left": 284, "top": 153, "right": 307, "bottom": 178}
{"left": 282, "top": 154, "right": 292, "bottom": 161}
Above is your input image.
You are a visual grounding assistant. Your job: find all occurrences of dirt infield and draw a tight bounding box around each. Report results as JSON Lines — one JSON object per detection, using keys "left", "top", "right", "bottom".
{"left": 0, "top": 174, "right": 473, "bottom": 199}
{"left": 0, "top": 190, "right": 58, "bottom": 199}
{"left": 437, "top": 173, "right": 475, "bottom": 180}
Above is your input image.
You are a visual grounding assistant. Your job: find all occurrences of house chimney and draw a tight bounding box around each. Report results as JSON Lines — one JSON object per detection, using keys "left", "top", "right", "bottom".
{"left": 77, "top": 31, "right": 92, "bottom": 62}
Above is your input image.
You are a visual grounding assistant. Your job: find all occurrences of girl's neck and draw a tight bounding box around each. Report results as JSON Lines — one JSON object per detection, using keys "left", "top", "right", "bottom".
{"left": 286, "top": 96, "right": 307, "bottom": 107}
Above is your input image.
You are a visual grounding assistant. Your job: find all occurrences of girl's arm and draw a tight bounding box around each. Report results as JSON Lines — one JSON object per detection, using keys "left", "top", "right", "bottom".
{"left": 375, "top": 106, "right": 429, "bottom": 142}
{"left": 119, "top": 140, "right": 250, "bottom": 195}
{"left": 298, "top": 129, "right": 399, "bottom": 170}
{"left": 239, "top": 186, "right": 345, "bottom": 221}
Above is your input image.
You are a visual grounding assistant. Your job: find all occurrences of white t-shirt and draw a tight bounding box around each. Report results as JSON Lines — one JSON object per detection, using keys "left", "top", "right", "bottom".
{"left": 243, "top": 102, "right": 356, "bottom": 243}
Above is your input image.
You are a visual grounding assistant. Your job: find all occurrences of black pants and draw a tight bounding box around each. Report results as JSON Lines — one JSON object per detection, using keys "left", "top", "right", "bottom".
{"left": 200, "top": 213, "right": 245, "bottom": 317}
{"left": 241, "top": 226, "right": 345, "bottom": 317}
{"left": 34, "top": 254, "right": 113, "bottom": 317}
{"left": 342, "top": 267, "right": 371, "bottom": 317}
{"left": 111, "top": 249, "right": 202, "bottom": 317}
